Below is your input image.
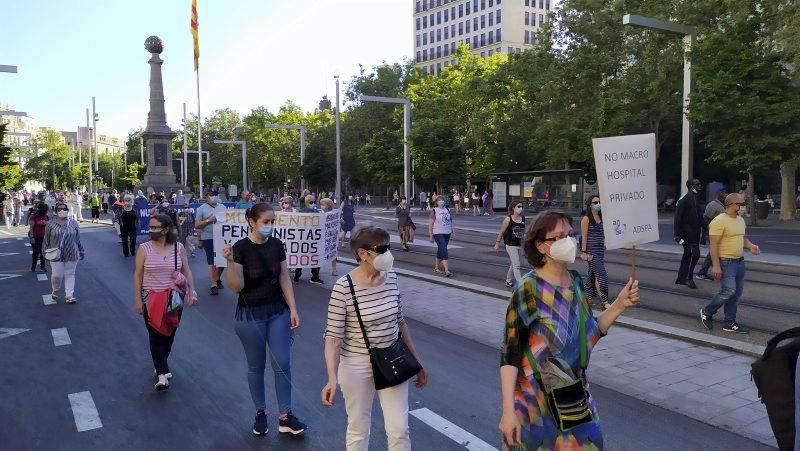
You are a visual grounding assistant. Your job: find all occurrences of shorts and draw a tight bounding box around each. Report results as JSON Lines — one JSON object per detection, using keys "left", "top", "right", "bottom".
{"left": 202, "top": 239, "right": 215, "bottom": 265}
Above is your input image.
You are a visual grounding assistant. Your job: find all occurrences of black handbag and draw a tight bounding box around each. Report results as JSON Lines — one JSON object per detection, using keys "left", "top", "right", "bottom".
{"left": 346, "top": 275, "right": 422, "bottom": 390}
{"left": 751, "top": 327, "right": 800, "bottom": 450}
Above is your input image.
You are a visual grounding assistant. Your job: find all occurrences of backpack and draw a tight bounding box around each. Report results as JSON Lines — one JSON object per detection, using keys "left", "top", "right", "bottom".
{"left": 751, "top": 327, "right": 800, "bottom": 450}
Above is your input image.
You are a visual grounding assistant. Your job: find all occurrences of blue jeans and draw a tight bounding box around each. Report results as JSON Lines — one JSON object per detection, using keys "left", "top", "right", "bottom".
{"left": 234, "top": 309, "right": 293, "bottom": 413}
{"left": 703, "top": 259, "right": 745, "bottom": 323}
{"left": 433, "top": 233, "right": 450, "bottom": 260}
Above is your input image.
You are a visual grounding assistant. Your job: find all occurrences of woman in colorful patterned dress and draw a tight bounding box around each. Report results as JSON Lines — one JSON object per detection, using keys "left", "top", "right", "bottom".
{"left": 499, "top": 211, "right": 639, "bottom": 450}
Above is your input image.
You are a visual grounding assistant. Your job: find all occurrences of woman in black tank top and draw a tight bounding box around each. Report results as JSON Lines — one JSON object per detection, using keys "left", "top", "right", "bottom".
{"left": 493, "top": 201, "right": 526, "bottom": 287}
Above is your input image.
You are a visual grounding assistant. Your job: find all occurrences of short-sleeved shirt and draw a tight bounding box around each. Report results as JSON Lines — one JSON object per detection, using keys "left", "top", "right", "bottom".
{"left": 29, "top": 214, "right": 50, "bottom": 238}
{"left": 703, "top": 199, "right": 726, "bottom": 222}
{"left": 195, "top": 202, "right": 226, "bottom": 240}
{"left": 325, "top": 271, "right": 403, "bottom": 357}
{"left": 709, "top": 213, "right": 746, "bottom": 259}
{"left": 232, "top": 237, "right": 288, "bottom": 316}
{"left": 429, "top": 207, "right": 452, "bottom": 235}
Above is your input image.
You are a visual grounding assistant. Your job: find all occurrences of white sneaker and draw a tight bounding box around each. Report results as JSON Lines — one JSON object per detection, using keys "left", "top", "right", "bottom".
{"left": 153, "top": 369, "right": 173, "bottom": 379}
{"left": 154, "top": 374, "right": 169, "bottom": 391}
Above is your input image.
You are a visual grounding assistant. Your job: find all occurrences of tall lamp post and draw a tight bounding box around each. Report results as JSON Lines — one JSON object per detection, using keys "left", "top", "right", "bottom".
{"left": 186, "top": 149, "right": 209, "bottom": 191}
{"left": 623, "top": 14, "right": 696, "bottom": 195}
{"left": 359, "top": 95, "right": 412, "bottom": 202}
{"left": 334, "top": 75, "right": 341, "bottom": 202}
{"left": 263, "top": 124, "right": 307, "bottom": 192}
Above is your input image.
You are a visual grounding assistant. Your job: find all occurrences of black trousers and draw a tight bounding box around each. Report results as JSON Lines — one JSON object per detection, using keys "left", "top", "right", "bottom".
{"left": 677, "top": 243, "right": 701, "bottom": 282}
{"left": 143, "top": 307, "right": 181, "bottom": 375}
{"left": 91, "top": 206, "right": 100, "bottom": 219}
{"left": 121, "top": 229, "right": 138, "bottom": 257}
{"left": 30, "top": 237, "right": 45, "bottom": 270}
{"left": 294, "top": 267, "right": 320, "bottom": 280}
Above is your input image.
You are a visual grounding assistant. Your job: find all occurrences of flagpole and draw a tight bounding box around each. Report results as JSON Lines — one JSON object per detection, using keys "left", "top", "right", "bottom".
{"left": 196, "top": 69, "right": 203, "bottom": 194}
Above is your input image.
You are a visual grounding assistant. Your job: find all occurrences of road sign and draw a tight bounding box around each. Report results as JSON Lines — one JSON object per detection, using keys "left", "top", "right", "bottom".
{"left": 0, "top": 273, "right": 22, "bottom": 281}
{"left": 0, "top": 328, "right": 30, "bottom": 340}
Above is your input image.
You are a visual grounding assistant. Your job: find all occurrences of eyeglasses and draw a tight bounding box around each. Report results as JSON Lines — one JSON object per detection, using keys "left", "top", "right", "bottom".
{"left": 368, "top": 244, "right": 391, "bottom": 254}
{"left": 543, "top": 231, "right": 576, "bottom": 242}
{"left": 729, "top": 202, "right": 745, "bottom": 207}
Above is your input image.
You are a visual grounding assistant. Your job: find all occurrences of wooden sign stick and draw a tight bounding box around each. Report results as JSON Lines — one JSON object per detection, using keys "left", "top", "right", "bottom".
{"left": 631, "top": 245, "right": 637, "bottom": 280}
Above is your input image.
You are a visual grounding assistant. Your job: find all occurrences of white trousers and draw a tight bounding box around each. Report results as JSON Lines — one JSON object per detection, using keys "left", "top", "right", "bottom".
{"left": 73, "top": 204, "right": 84, "bottom": 222}
{"left": 51, "top": 260, "right": 78, "bottom": 297}
{"left": 505, "top": 244, "right": 523, "bottom": 283}
{"left": 338, "top": 355, "right": 411, "bottom": 451}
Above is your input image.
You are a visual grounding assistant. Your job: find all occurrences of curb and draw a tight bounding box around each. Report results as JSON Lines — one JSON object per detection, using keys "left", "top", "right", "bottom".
{"left": 338, "top": 257, "right": 767, "bottom": 358}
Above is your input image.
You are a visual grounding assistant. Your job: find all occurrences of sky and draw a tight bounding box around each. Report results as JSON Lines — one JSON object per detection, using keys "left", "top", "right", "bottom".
{"left": 1, "top": 0, "right": 413, "bottom": 139}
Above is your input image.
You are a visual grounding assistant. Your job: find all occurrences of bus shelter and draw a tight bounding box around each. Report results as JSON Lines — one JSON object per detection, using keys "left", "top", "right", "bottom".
{"left": 489, "top": 169, "right": 588, "bottom": 214}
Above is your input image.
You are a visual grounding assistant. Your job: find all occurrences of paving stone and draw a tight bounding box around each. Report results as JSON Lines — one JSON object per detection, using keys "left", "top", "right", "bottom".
{"left": 665, "top": 380, "right": 703, "bottom": 394}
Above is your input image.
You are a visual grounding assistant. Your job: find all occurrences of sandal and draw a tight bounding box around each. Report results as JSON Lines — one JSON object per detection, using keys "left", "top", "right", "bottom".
{"left": 433, "top": 268, "right": 443, "bottom": 274}
{"left": 65, "top": 297, "right": 77, "bottom": 304}
{"left": 51, "top": 292, "right": 58, "bottom": 300}
{"left": 444, "top": 272, "right": 453, "bottom": 278}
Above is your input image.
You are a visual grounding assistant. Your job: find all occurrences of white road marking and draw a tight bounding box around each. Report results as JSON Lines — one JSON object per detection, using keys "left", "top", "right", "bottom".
{"left": 15, "top": 237, "right": 22, "bottom": 240}
{"left": 36, "top": 273, "right": 47, "bottom": 281}
{"left": 0, "top": 252, "right": 20, "bottom": 256}
{"left": 388, "top": 234, "right": 463, "bottom": 249}
{"left": 68, "top": 391, "right": 102, "bottom": 432}
{"left": 42, "top": 294, "right": 55, "bottom": 305}
{"left": 0, "top": 273, "right": 22, "bottom": 281}
{"left": 51, "top": 328, "right": 71, "bottom": 346}
{"left": 28, "top": 250, "right": 32, "bottom": 254}
{"left": 410, "top": 408, "right": 497, "bottom": 451}
{"left": 0, "top": 230, "right": 12, "bottom": 235}
{"left": 23, "top": 242, "right": 30, "bottom": 247}
{"left": 766, "top": 241, "right": 800, "bottom": 245}
{"left": 0, "top": 328, "right": 30, "bottom": 340}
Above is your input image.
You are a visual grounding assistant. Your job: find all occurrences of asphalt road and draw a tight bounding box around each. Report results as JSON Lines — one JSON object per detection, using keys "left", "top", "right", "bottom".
{"left": 354, "top": 208, "right": 800, "bottom": 347}
{"left": 0, "top": 219, "right": 774, "bottom": 450}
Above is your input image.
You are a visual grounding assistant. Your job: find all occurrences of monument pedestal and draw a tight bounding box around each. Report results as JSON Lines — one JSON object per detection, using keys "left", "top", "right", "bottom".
{"left": 139, "top": 36, "right": 182, "bottom": 193}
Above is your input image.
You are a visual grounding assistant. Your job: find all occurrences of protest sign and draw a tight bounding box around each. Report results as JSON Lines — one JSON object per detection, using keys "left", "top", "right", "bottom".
{"left": 592, "top": 133, "right": 660, "bottom": 251}
{"left": 213, "top": 209, "right": 340, "bottom": 269}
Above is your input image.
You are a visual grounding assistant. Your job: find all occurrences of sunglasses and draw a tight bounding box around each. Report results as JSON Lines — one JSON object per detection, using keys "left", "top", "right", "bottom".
{"left": 543, "top": 231, "right": 576, "bottom": 243}
{"left": 367, "top": 244, "right": 391, "bottom": 254}
{"left": 591, "top": 201, "right": 600, "bottom": 205}
{"left": 56, "top": 208, "right": 69, "bottom": 212}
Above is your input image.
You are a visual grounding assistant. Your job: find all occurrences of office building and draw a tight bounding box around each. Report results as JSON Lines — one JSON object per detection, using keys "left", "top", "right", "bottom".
{"left": 77, "top": 126, "right": 125, "bottom": 156}
{"left": 413, "top": 0, "right": 552, "bottom": 75}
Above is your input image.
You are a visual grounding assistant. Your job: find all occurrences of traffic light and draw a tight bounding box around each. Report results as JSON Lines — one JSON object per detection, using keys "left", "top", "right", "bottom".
{"left": 94, "top": 112, "right": 99, "bottom": 123}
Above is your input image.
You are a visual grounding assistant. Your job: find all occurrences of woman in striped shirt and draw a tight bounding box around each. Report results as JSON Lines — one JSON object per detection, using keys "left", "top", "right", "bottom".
{"left": 322, "top": 226, "right": 428, "bottom": 451}
{"left": 44, "top": 202, "right": 85, "bottom": 304}
{"left": 133, "top": 213, "right": 197, "bottom": 391}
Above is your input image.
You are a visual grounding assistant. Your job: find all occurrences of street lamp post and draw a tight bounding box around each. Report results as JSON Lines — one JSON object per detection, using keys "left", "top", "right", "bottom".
{"left": 92, "top": 96, "right": 99, "bottom": 173}
{"left": 263, "top": 124, "right": 307, "bottom": 192}
{"left": 334, "top": 75, "right": 341, "bottom": 202}
{"left": 359, "top": 95, "right": 412, "bottom": 202}
{"left": 623, "top": 14, "right": 696, "bottom": 195}
{"left": 186, "top": 149, "right": 209, "bottom": 190}
{"left": 182, "top": 103, "right": 188, "bottom": 186}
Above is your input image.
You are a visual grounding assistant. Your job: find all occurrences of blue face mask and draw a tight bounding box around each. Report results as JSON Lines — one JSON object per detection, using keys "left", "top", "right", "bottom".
{"left": 438, "top": 200, "right": 446, "bottom": 208}
{"left": 258, "top": 225, "right": 274, "bottom": 238}
{"left": 593, "top": 203, "right": 601, "bottom": 212}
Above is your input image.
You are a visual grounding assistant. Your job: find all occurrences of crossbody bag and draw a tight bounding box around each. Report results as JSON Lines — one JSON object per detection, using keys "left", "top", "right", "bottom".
{"left": 524, "top": 274, "right": 593, "bottom": 432}
{"left": 44, "top": 223, "right": 67, "bottom": 261}
{"left": 346, "top": 274, "right": 422, "bottom": 390}
{"left": 166, "top": 243, "right": 184, "bottom": 313}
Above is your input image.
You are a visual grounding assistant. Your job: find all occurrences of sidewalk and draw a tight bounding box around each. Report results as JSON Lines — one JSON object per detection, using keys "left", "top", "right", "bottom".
{"left": 358, "top": 263, "right": 776, "bottom": 447}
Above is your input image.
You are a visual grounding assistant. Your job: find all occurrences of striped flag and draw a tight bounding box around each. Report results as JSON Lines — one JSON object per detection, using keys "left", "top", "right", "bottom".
{"left": 191, "top": 0, "right": 199, "bottom": 70}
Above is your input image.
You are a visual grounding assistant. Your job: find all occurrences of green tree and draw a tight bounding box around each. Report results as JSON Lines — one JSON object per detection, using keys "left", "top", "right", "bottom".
{"left": 689, "top": 7, "right": 800, "bottom": 224}
{"left": 0, "top": 124, "right": 24, "bottom": 190}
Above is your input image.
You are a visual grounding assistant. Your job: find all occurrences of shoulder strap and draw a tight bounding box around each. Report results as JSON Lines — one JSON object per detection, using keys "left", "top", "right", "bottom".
{"left": 569, "top": 270, "right": 588, "bottom": 371}
{"left": 174, "top": 242, "right": 178, "bottom": 271}
{"left": 346, "top": 274, "right": 372, "bottom": 349}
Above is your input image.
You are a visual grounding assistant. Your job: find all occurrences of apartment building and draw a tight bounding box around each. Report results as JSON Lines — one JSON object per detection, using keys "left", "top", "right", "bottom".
{"left": 413, "top": 0, "right": 552, "bottom": 75}
{"left": 76, "top": 126, "right": 125, "bottom": 155}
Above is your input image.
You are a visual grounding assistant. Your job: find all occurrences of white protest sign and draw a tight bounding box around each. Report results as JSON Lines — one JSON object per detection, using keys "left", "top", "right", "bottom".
{"left": 213, "top": 209, "right": 340, "bottom": 268}
{"left": 592, "top": 133, "right": 660, "bottom": 250}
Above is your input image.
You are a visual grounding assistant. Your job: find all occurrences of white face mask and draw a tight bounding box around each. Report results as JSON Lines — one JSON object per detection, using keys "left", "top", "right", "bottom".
{"left": 514, "top": 206, "right": 523, "bottom": 215}
{"left": 371, "top": 250, "right": 394, "bottom": 272}
{"left": 162, "top": 202, "right": 170, "bottom": 208}
{"left": 57, "top": 210, "right": 69, "bottom": 218}
{"left": 546, "top": 237, "right": 577, "bottom": 263}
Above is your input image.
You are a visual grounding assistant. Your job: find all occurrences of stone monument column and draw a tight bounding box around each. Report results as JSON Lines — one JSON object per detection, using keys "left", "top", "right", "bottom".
{"left": 141, "top": 35, "right": 179, "bottom": 191}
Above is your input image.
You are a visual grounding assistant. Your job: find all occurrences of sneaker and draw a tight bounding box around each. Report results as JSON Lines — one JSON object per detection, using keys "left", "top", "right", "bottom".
{"left": 309, "top": 278, "right": 324, "bottom": 286}
{"left": 278, "top": 412, "right": 307, "bottom": 435}
{"left": 217, "top": 280, "right": 224, "bottom": 290}
{"left": 723, "top": 322, "right": 749, "bottom": 334}
{"left": 700, "top": 309, "right": 712, "bottom": 330}
{"left": 39, "top": 267, "right": 46, "bottom": 273}
{"left": 696, "top": 273, "right": 713, "bottom": 281}
{"left": 253, "top": 410, "right": 268, "bottom": 436}
{"left": 675, "top": 279, "right": 687, "bottom": 286}
{"left": 154, "top": 375, "right": 169, "bottom": 392}
{"left": 293, "top": 274, "right": 300, "bottom": 283}
{"left": 505, "top": 281, "right": 514, "bottom": 288}
{"left": 210, "top": 285, "right": 219, "bottom": 296}
{"left": 686, "top": 279, "right": 697, "bottom": 289}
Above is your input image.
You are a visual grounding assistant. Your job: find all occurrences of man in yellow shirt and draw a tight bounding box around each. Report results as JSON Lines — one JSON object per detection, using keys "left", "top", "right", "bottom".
{"left": 699, "top": 193, "right": 760, "bottom": 333}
